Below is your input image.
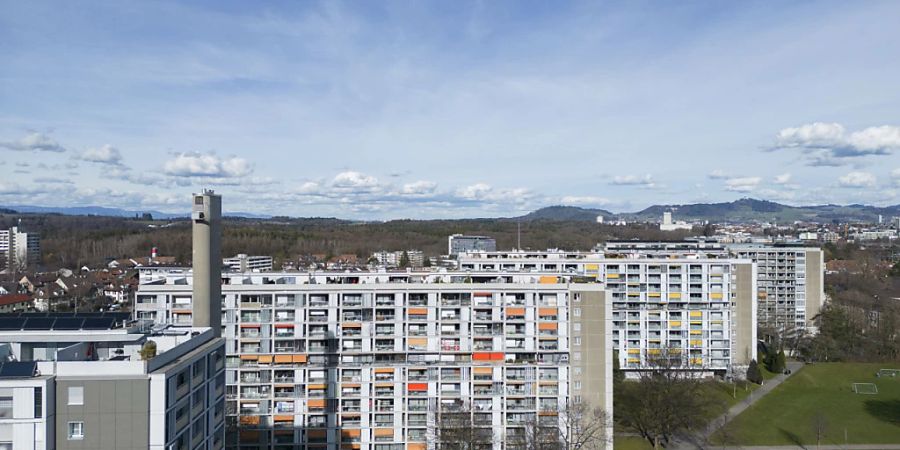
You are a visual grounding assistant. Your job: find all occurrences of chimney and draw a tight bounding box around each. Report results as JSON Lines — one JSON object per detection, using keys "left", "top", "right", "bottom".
{"left": 192, "top": 190, "right": 222, "bottom": 337}
{"left": 151, "top": 247, "right": 158, "bottom": 259}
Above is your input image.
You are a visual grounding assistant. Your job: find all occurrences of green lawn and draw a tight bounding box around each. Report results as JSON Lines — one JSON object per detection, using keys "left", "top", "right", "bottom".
{"left": 714, "top": 363, "right": 900, "bottom": 446}
{"left": 613, "top": 436, "right": 652, "bottom": 450}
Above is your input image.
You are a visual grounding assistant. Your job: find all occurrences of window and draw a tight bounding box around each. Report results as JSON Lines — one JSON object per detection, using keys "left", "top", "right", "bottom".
{"left": 68, "top": 421, "right": 84, "bottom": 440}
{"left": 0, "top": 396, "right": 11, "bottom": 419}
{"left": 68, "top": 386, "right": 83, "bottom": 406}
{"left": 34, "top": 387, "right": 42, "bottom": 418}
{"left": 573, "top": 308, "right": 581, "bottom": 317}
{"left": 573, "top": 323, "right": 581, "bottom": 332}
{"left": 573, "top": 337, "right": 582, "bottom": 346}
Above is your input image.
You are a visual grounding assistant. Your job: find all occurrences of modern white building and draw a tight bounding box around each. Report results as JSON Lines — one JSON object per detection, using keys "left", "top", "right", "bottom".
{"left": 659, "top": 212, "right": 693, "bottom": 232}
{"left": 0, "top": 313, "right": 226, "bottom": 450}
{"left": 223, "top": 255, "right": 274, "bottom": 273}
{"left": 370, "top": 250, "right": 425, "bottom": 268}
{"left": 448, "top": 235, "right": 496, "bottom": 256}
{"left": 134, "top": 269, "right": 614, "bottom": 450}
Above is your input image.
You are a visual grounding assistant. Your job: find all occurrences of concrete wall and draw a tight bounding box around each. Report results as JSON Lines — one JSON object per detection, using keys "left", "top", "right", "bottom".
{"left": 805, "top": 249, "right": 825, "bottom": 327}
{"left": 733, "top": 262, "right": 758, "bottom": 365}
{"left": 569, "top": 286, "right": 612, "bottom": 449}
{"left": 55, "top": 378, "right": 149, "bottom": 450}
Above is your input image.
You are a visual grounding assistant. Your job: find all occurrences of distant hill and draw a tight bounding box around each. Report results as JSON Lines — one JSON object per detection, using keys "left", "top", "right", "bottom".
{"left": 1, "top": 205, "right": 270, "bottom": 220}
{"left": 515, "top": 205, "right": 614, "bottom": 222}
{"left": 522, "top": 199, "right": 900, "bottom": 224}
{"left": 628, "top": 199, "right": 900, "bottom": 223}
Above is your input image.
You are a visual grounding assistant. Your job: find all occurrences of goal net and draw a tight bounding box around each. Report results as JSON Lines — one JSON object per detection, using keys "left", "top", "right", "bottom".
{"left": 852, "top": 383, "right": 878, "bottom": 394}
{"left": 876, "top": 369, "right": 900, "bottom": 378}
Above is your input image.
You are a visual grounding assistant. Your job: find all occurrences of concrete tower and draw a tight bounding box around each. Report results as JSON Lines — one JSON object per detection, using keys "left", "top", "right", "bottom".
{"left": 192, "top": 190, "right": 222, "bottom": 337}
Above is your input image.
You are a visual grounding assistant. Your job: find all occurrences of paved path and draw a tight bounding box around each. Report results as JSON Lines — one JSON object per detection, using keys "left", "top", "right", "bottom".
{"left": 674, "top": 361, "right": 805, "bottom": 449}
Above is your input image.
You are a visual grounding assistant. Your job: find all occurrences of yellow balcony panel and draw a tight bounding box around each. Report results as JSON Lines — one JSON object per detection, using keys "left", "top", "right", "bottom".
{"left": 606, "top": 273, "right": 620, "bottom": 279}
{"left": 710, "top": 293, "right": 724, "bottom": 300}
{"left": 668, "top": 321, "right": 682, "bottom": 327}
{"left": 689, "top": 311, "right": 702, "bottom": 317}
{"left": 669, "top": 293, "right": 682, "bottom": 299}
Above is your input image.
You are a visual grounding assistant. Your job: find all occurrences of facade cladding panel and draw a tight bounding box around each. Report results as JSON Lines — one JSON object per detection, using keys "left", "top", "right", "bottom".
{"left": 54, "top": 378, "right": 149, "bottom": 450}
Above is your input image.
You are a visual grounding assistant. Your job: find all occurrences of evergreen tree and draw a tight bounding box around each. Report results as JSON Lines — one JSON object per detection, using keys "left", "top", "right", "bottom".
{"left": 613, "top": 350, "right": 625, "bottom": 385}
{"left": 746, "top": 359, "right": 763, "bottom": 384}
{"left": 399, "top": 251, "right": 410, "bottom": 268}
{"left": 773, "top": 350, "right": 787, "bottom": 373}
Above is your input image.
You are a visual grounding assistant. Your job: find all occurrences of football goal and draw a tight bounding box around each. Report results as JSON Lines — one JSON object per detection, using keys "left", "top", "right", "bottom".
{"left": 876, "top": 369, "right": 900, "bottom": 378}
{"left": 852, "top": 383, "right": 878, "bottom": 394}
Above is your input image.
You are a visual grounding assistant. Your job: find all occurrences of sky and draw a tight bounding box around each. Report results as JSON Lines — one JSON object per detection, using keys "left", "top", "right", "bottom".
{"left": 1, "top": 0, "right": 899, "bottom": 219}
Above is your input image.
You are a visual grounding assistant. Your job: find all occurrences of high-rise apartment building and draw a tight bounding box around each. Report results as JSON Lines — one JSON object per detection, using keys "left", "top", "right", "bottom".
{"left": 0, "top": 227, "right": 40, "bottom": 272}
{"left": 456, "top": 251, "right": 757, "bottom": 376}
{"left": 600, "top": 241, "right": 825, "bottom": 332}
{"left": 0, "top": 312, "right": 226, "bottom": 450}
{"left": 448, "top": 235, "right": 496, "bottom": 256}
{"left": 135, "top": 270, "right": 613, "bottom": 450}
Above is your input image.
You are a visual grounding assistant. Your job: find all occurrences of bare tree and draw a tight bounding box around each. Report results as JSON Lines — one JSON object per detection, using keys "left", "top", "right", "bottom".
{"left": 518, "top": 401, "right": 609, "bottom": 450}
{"left": 435, "top": 403, "right": 494, "bottom": 450}
{"left": 616, "top": 350, "right": 723, "bottom": 449}
{"left": 812, "top": 411, "right": 828, "bottom": 449}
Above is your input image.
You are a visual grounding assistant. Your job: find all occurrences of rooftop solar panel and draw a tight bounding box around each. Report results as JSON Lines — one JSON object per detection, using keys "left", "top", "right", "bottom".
{"left": 0, "top": 317, "right": 25, "bottom": 331}
{"left": 0, "top": 361, "right": 37, "bottom": 378}
{"left": 81, "top": 317, "right": 116, "bottom": 330}
{"left": 52, "top": 317, "right": 84, "bottom": 330}
{"left": 22, "top": 317, "right": 55, "bottom": 330}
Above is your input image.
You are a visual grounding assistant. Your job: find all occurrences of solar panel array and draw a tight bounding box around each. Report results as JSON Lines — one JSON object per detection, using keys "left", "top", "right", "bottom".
{"left": 0, "top": 361, "right": 37, "bottom": 378}
{"left": 0, "top": 312, "right": 129, "bottom": 331}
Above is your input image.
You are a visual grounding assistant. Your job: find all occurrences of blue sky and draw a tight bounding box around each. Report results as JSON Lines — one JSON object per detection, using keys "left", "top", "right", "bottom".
{"left": 1, "top": 1, "right": 899, "bottom": 219}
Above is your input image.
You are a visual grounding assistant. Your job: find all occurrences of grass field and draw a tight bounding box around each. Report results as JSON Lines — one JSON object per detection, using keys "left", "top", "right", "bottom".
{"left": 613, "top": 436, "right": 652, "bottom": 450}
{"left": 714, "top": 363, "right": 900, "bottom": 446}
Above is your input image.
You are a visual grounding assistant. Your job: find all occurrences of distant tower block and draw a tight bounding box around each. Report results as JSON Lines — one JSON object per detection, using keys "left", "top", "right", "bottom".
{"left": 192, "top": 190, "right": 222, "bottom": 337}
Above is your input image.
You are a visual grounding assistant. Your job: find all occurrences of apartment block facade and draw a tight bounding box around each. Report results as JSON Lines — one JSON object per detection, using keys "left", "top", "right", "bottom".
{"left": 0, "top": 313, "right": 226, "bottom": 450}
{"left": 600, "top": 241, "right": 825, "bottom": 332}
{"left": 457, "top": 252, "right": 758, "bottom": 375}
{"left": 135, "top": 270, "right": 613, "bottom": 450}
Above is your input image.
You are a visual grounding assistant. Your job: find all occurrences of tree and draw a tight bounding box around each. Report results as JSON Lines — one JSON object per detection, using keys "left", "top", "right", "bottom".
{"left": 746, "top": 359, "right": 763, "bottom": 385}
{"left": 616, "top": 351, "right": 723, "bottom": 449}
{"left": 435, "top": 403, "right": 493, "bottom": 450}
{"left": 139, "top": 340, "right": 157, "bottom": 360}
{"left": 613, "top": 350, "right": 625, "bottom": 385}
{"left": 774, "top": 350, "right": 787, "bottom": 373}
{"left": 518, "top": 401, "right": 609, "bottom": 450}
{"left": 812, "top": 411, "right": 828, "bottom": 449}
{"left": 399, "top": 251, "right": 410, "bottom": 268}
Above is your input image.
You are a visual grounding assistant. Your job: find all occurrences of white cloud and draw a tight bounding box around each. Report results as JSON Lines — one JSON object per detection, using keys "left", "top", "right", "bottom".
{"left": 331, "top": 171, "right": 380, "bottom": 190}
{"left": 0, "top": 132, "right": 67, "bottom": 152}
{"left": 456, "top": 183, "right": 493, "bottom": 200}
{"left": 163, "top": 152, "right": 253, "bottom": 177}
{"left": 401, "top": 180, "right": 437, "bottom": 196}
{"left": 610, "top": 174, "right": 655, "bottom": 188}
{"left": 79, "top": 144, "right": 122, "bottom": 164}
{"left": 772, "top": 122, "right": 900, "bottom": 165}
{"left": 724, "top": 176, "right": 762, "bottom": 192}
{"left": 838, "top": 171, "right": 876, "bottom": 188}
{"left": 708, "top": 169, "right": 730, "bottom": 180}
{"left": 773, "top": 173, "right": 792, "bottom": 184}
{"left": 892, "top": 168, "right": 900, "bottom": 185}
{"left": 560, "top": 196, "right": 611, "bottom": 206}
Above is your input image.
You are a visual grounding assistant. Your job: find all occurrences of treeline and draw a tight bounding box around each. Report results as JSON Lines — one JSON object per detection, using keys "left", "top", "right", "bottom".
{"left": 800, "top": 242, "right": 900, "bottom": 363}
{"left": 1, "top": 213, "right": 693, "bottom": 270}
